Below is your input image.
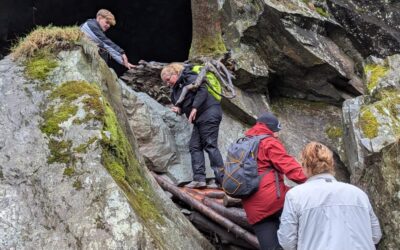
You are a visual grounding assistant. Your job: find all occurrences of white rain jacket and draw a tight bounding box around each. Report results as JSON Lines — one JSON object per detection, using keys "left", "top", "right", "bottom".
{"left": 278, "top": 173, "right": 382, "bottom": 250}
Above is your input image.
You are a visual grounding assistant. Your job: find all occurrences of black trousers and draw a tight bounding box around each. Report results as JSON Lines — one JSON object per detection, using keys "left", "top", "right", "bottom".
{"left": 189, "top": 105, "right": 224, "bottom": 183}
{"left": 252, "top": 211, "right": 283, "bottom": 250}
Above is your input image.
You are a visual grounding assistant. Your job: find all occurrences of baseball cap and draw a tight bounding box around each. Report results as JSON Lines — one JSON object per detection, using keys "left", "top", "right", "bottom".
{"left": 256, "top": 112, "right": 282, "bottom": 132}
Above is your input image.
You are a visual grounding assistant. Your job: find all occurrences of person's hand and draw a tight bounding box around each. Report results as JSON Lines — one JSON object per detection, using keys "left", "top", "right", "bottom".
{"left": 171, "top": 106, "right": 181, "bottom": 114}
{"left": 188, "top": 108, "right": 197, "bottom": 123}
{"left": 122, "top": 54, "right": 136, "bottom": 69}
{"left": 124, "top": 62, "right": 136, "bottom": 70}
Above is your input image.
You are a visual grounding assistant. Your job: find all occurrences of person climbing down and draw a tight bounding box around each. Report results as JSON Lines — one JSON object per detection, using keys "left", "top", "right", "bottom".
{"left": 241, "top": 112, "right": 307, "bottom": 250}
{"left": 80, "top": 9, "right": 135, "bottom": 69}
{"left": 278, "top": 141, "right": 382, "bottom": 250}
{"left": 160, "top": 63, "right": 224, "bottom": 189}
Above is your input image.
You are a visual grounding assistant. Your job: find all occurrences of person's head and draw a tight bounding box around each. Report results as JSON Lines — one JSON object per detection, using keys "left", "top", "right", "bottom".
{"left": 96, "top": 9, "right": 116, "bottom": 32}
{"left": 256, "top": 112, "right": 281, "bottom": 137}
{"left": 160, "top": 63, "right": 184, "bottom": 87}
{"left": 300, "top": 142, "right": 335, "bottom": 178}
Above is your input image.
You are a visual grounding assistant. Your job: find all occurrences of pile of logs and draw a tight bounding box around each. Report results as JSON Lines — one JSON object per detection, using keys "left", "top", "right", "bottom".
{"left": 121, "top": 60, "right": 171, "bottom": 104}
{"left": 152, "top": 173, "right": 259, "bottom": 250}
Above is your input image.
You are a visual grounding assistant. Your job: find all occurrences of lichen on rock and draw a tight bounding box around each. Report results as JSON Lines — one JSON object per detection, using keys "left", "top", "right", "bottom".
{"left": 364, "top": 63, "right": 389, "bottom": 92}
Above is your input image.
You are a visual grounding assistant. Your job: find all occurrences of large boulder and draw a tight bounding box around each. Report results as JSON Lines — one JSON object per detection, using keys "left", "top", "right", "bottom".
{"left": 221, "top": 0, "right": 363, "bottom": 104}
{"left": 0, "top": 32, "right": 213, "bottom": 249}
{"left": 342, "top": 54, "right": 400, "bottom": 249}
{"left": 120, "top": 82, "right": 249, "bottom": 184}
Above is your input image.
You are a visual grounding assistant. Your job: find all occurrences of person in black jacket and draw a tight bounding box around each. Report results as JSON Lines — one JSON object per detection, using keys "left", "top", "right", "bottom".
{"left": 80, "top": 9, "right": 135, "bottom": 69}
{"left": 161, "top": 63, "right": 224, "bottom": 189}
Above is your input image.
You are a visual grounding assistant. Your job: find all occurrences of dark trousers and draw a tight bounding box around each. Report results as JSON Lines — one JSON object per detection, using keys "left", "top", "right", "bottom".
{"left": 252, "top": 211, "right": 283, "bottom": 250}
{"left": 189, "top": 105, "right": 224, "bottom": 183}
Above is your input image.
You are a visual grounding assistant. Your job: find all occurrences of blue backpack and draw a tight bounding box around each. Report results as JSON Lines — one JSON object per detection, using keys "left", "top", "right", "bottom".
{"left": 222, "top": 135, "right": 280, "bottom": 199}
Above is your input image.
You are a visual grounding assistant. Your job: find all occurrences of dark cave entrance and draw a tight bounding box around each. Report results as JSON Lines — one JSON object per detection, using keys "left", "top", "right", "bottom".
{"left": 0, "top": 0, "right": 192, "bottom": 66}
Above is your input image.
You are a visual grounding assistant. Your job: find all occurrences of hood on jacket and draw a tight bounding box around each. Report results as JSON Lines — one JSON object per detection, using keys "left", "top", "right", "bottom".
{"left": 245, "top": 122, "right": 275, "bottom": 137}
{"left": 174, "top": 65, "right": 198, "bottom": 89}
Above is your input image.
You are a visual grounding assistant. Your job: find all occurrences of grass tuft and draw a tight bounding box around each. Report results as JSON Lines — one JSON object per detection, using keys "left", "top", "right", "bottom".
{"left": 12, "top": 25, "right": 82, "bottom": 59}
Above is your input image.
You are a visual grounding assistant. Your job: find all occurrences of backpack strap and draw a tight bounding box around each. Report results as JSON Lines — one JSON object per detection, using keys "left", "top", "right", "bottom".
{"left": 255, "top": 134, "right": 282, "bottom": 199}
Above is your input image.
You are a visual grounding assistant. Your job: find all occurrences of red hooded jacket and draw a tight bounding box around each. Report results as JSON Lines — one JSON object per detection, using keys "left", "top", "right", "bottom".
{"left": 242, "top": 122, "right": 307, "bottom": 225}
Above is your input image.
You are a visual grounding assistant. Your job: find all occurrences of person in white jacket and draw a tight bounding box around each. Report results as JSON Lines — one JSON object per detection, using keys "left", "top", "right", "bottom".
{"left": 278, "top": 141, "right": 382, "bottom": 250}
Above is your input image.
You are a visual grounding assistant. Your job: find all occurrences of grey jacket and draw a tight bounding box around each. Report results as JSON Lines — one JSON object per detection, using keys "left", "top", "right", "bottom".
{"left": 80, "top": 19, "right": 124, "bottom": 65}
{"left": 278, "top": 173, "right": 382, "bottom": 250}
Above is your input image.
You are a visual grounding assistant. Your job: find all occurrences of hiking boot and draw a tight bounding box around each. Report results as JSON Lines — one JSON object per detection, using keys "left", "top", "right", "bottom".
{"left": 207, "top": 179, "right": 221, "bottom": 189}
{"left": 185, "top": 181, "right": 207, "bottom": 189}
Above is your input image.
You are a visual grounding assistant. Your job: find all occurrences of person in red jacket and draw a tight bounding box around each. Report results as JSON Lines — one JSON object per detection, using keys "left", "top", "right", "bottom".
{"left": 241, "top": 112, "right": 307, "bottom": 250}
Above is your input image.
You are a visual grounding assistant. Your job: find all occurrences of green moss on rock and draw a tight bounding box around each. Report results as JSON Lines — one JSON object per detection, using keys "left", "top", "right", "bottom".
{"left": 364, "top": 64, "right": 389, "bottom": 92}
{"left": 101, "top": 103, "right": 164, "bottom": 224}
{"left": 326, "top": 125, "right": 343, "bottom": 139}
{"left": 73, "top": 179, "right": 83, "bottom": 190}
{"left": 25, "top": 51, "right": 58, "bottom": 81}
{"left": 48, "top": 139, "right": 73, "bottom": 164}
{"left": 315, "top": 7, "right": 329, "bottom": 17}
{"left": 359, "top": 89, "right": 400, "bottom": 139}
{"left": 360, "top": 108, "right": 379, "bottom": 139}
{"left": 40, "top": 78, "right": 164, "bottom": 227}
{"left": 41, "top": 81, "right": 104, "bottom": 136}
{"left": 74, "top": 137, "right": 97, "bottom": 154}
{"left": 41, "top": 105, "right": 78, "bottom": 136}
{"left": 189, "top": 34, "right": 227, "bottom": 59}
{"left": 50, "top": 80, "right": 104, "bottom": 121}
{"left": 106, "top": 162, "right": 126, "bottom": 183}
{"left": 63, "top": 167, "right": 75, "bottom": 177}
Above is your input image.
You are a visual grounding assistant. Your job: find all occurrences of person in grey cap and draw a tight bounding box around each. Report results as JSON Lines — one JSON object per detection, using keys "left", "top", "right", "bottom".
{"left": 241, "top": 112, "right": 307, "bottom": 250}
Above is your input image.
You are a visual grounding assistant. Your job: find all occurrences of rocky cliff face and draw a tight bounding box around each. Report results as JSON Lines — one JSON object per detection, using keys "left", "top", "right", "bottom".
{"left": 219, "top": 1, "right": 399, "bottom": 248}
{"left": 342, "top": 54, "right": 400, "bottom": 249}
{"left": 222, "top": 0, "right": 364, "bottom": 104}
{"left": 0, "top": 32, "right": 212, "bottom": 249}
{"left": 0, "top": 0, "right": 399, "bottom": 249}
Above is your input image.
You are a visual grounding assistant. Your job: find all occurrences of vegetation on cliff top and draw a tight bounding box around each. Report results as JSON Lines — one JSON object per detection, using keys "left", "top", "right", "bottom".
{"left": 12, "top": 26, "right": 82, "bottom": 59}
